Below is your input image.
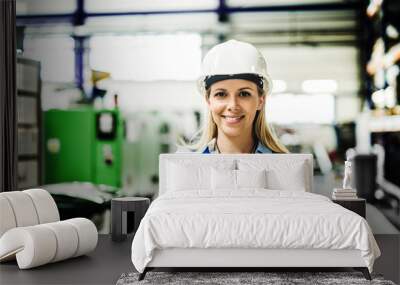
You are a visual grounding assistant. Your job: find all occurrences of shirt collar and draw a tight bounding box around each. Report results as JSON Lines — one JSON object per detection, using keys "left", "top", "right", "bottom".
{"left": 255, "top": 141, "right": 272, "bottom": 153}
{"left": 206, "top": 138, "right": 218, "bottom": 153}
{"left": 201, "top": 138, "right": 272, "bottom": 154}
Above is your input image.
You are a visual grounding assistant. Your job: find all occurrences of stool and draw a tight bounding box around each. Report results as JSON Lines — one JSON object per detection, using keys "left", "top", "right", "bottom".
{"left": 111, "top": 197, "right": 150, "bottom": 242}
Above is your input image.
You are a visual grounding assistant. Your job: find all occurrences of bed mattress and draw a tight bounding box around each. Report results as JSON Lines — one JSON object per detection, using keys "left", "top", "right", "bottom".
{"left": 131, "top": 189, "right": 380, "bottom": 273}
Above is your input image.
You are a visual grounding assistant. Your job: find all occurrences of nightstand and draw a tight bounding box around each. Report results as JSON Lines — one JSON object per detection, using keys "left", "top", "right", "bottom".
{"left": 332, "top": 198, "right": 366, "bottom": 218}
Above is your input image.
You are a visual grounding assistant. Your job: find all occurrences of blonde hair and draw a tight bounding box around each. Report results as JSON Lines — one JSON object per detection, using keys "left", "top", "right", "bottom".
{"left": 185, "top": 87, "right": 289, "bottom": 153}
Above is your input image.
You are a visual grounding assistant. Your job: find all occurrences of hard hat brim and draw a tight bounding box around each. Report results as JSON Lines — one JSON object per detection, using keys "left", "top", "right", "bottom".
{"left": 197, "top": 73, "right": 273, "bottom": 96}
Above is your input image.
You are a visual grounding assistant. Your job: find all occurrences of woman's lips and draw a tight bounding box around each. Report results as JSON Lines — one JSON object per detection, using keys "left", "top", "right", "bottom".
{"left": 221, "top": 115, "right": 245, "bottom": 124}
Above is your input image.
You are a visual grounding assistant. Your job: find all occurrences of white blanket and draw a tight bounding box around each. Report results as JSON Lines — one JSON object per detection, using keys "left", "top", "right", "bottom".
{"left": 131, "top": 190, "right": 380, "bottom": 273}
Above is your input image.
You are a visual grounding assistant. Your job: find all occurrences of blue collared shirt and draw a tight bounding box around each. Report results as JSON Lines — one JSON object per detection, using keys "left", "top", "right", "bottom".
{"left": 200, "top": 138, "right": 273, "bottom": 154}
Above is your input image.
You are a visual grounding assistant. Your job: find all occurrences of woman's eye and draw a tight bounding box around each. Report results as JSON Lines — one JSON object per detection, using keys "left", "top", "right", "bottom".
{"left": 239, "top": 91, "right": 251, "bottom": 97}
{"left": 213, "top": 92, "right": 226, "bottom": 97}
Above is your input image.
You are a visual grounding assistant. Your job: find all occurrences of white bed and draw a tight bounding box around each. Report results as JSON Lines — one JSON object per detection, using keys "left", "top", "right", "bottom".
{"left": 131, "top": 154, "right": 380, "bottom": 280}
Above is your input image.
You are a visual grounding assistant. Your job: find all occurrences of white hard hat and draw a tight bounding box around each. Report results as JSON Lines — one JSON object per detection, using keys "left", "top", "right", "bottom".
{"left": 197, "top": 39, "right": 273, "bottom": 95}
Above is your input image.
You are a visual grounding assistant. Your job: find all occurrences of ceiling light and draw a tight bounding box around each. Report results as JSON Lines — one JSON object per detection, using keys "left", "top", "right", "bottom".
{"left": 302, "top": 80, "right": 338, "bottom": 94}
{"left": 272, "top": 80, "right": 287, "bottom": 93}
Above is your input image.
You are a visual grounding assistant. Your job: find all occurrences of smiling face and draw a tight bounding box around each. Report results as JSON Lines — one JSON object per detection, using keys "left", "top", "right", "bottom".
{"left": 206, "top": 79, "right": 264, "bottom": 139}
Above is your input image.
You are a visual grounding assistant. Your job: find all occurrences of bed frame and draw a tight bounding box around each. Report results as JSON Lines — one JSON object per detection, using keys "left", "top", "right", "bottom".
{"left": 138, "top": 154, "right": 372, "bottom": 281}
{"left": 140, "top": 248, "right": 371, "bottom": 280}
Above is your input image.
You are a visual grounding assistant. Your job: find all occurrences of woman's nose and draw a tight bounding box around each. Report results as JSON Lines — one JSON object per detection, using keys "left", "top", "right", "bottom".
{"left": 227, "top": 96, "right": 240, "bottom": 111}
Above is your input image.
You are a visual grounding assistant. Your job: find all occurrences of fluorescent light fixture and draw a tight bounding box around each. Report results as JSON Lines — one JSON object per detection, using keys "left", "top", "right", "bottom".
{"left": 85, "top": 0, "right": 218, "bottom": 13}
{"left": 301, "top": 80, "right": 338, "bottom": 93}
{"left": 272, "top": 80, "right": 287, "bottom": 93}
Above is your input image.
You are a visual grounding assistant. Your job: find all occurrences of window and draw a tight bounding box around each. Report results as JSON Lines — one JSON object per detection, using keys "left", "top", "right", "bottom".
{"left": 266, "top": 93, "right": 335, "bottom": 124}
{"left": 89, "top": 34, "right": 202, "bottom": 81}
{"left": 23, "top": 36, "right": 75, "bottom": 82}
{"left": 17, "top": 0, "right": 76, "bottom": 15}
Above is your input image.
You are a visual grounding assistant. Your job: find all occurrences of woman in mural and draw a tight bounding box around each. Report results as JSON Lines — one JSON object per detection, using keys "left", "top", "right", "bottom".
{"left": 189, "top": 39, "right": 288, "bottom": 154}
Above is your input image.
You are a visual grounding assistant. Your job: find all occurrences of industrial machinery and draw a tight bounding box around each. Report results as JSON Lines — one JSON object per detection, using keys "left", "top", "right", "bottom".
{"left": 121, "top": 111, "right": 179, "bottom": 197}
{"left": 44, "top": 107, "right": 183, "bottom": 198}
{"left": 44, "top": 108, "right": 123, "bottom": 190}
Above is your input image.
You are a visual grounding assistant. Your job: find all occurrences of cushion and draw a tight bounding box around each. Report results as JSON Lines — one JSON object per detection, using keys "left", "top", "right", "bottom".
{"left": 0, "top": 218, "right": 97, "bottom": 269}
{"left": 266, "top": 168, "right": 306, "bottom": 191}
{"left": 238, "top": 160, "right": 307, "bottom": 191}
{"left": 0, "top": 196, "right": 17, "bottom": 237}
{"left": 42, "top": 221, "right": 79, "bottom": 262}
{"left": 211, "top": 168, "right": 236, "bottom": 190}
{"left": 211, "top": 169, "right": 268, "bottom": 190}
{"left": 0, "top": 189, "right": 97, "bottom": 270}
{"left": 236, "top": 169, "right": 267, "bottom": 189}
{"left": 0, "top": 225, "right": 57, "bottom": 268}
{"left": 1, "top": 191, "right": 39, "bottom": 227}
{"left": 64, "top": 218, "right": 98, "bottom": 257}
{"left": 23, "top": 189, "right": 60, "bottom": 224}
{"left": 0, "top": 189, "right": 60, "bottom": 238}
{"left": 167, "top": 160, "right": 235, "bottom": 192}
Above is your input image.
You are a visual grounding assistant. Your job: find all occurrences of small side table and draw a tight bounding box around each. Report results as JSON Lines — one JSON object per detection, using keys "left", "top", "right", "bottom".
{"left": 111, "top": 197, "right": 150, "bottom": 242}
{"left": 332, "top": 198, "right": 366, "bottom": 218}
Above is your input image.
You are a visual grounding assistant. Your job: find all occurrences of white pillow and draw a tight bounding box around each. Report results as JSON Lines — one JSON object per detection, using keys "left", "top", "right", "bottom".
{"left": 211, "top": 168, "right": 236, "bottom": 190}
{"left": 238, "top": 159, "right": 307, "bottom": 191}
{"left": 266, "top": 168, "right": 306, "bottom": 191}
{"left": 211, "top": 169, "right": 267, "bottom": 190}
{"left": 167, "top": 160, "right": 235, "bottom": 192}
{"left": 236, "top": 169, "right": 267, "bottom": 189}
{"left": 167, "top": 163, "right": 207, "bottom": 191}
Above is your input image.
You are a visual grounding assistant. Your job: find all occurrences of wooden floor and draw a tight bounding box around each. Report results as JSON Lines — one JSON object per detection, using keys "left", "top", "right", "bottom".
{"left": 0, "top": 234, "right": 399, "bottom": 285}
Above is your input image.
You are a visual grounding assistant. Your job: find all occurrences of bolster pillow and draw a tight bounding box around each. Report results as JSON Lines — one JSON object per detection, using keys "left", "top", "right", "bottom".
{"left": 0, "top": 218, "right": 98, "bottom": 269}
{"left": 0, "top": 189, "right": 60, "bottom": 237}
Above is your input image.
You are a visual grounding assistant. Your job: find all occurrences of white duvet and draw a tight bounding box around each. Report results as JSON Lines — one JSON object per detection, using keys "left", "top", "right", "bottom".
{"left": 131, "top": 190, "right": 380, "bottom": 273}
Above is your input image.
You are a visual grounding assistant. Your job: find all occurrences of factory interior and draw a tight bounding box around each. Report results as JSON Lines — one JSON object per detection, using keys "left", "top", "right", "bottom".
{"left": 9, "top": 0, "right": 400, "bottom": 236}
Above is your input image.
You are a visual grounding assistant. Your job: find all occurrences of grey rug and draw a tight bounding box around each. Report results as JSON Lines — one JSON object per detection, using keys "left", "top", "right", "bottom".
{"left": 116, "top": 271, "right": 396, "bottom": 285}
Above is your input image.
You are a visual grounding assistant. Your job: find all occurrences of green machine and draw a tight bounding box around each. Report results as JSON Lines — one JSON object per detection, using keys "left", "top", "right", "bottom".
{"left": 44, "top": 108, "right": 123, "bottom": 190}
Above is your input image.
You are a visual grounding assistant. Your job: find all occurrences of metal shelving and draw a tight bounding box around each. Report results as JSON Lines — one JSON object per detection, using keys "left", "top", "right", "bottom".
{"left": 16, "top": 57, "right": 42, "bottom": 190}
